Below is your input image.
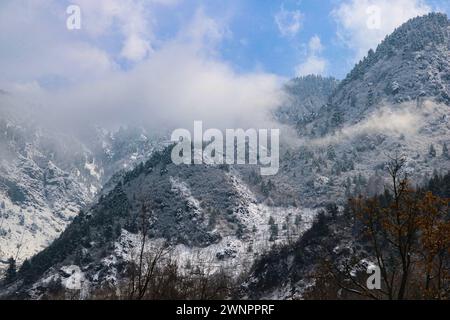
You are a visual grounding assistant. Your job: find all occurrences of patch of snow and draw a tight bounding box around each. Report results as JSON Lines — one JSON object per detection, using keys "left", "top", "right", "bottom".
{"left": 84, "top": 161, "right": 101, "bottom": 180}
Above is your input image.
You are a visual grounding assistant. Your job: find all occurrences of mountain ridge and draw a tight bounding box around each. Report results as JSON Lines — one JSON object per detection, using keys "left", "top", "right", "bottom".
{"left": 2, "top": 12, "right": 450, "bottom": 299}
{"left": 304, "top": 13, "right": 450, "bottom": 137}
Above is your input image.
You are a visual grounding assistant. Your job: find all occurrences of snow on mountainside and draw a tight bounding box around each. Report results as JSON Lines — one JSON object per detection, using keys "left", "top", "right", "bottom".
{"left": 1, "top": 13, "right": 450, "bottom": 300}
{"left": 305, "top": 12, "right": 450, "bottom": 136}
{"left": 276, "top": 75, "right": 339, "bottom": 127}
{"left": 239, "top": 13, "right": 450, "bottom": 299}
{"left": 0, "top": 96, "right": 166, "bottom": 266}
{"left": 0, "top": 146, "right": 316, "bottom": 299}
{"left": 271, "top": 13, "right": 450, "bottom": 208}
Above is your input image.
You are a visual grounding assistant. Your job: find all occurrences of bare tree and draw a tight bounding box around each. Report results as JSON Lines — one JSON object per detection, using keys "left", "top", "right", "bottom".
{"left": 127, "top": 203, "right": 171, "bottom": 300}
{"left": 314, "top": 155, "right": 450, "bottom": 300}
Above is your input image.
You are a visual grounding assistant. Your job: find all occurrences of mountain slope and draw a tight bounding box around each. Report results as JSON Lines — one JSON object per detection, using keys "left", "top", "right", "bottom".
{"left": 0, "top": 95, "right": 165, "bottom": 264}
{"left": 239, "top": 13, "right": 450, "bottom": 299}
{"left": 1, "top": 146, "right": 315, "bottom": 298}
{"left": 276, "top": 75, "right": 339, "bottom": 127}
{"left": 2, "top": 13, "right": 450, "bottom": 300}
{"left": 274, "top": 13, "right": 450, "bottom": 207}
{"left": 307, "top": 12, "right": 450, "bottom": 136}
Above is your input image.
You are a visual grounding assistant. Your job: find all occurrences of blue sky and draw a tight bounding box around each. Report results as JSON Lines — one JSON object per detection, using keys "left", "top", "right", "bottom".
{"left": 109, "top": 0, "right": 447, "bottom": 79}
{"left": 1, "top": 0, "right": 449, "bottom": 87}
{"left": 208, "top": 0, "right": 347, "bottom": 77}
{"left": 171, "top": 0, "right": 449, "bottom": 79}
{"left": 1, "top": 0, "right": 450, "bottom": 131}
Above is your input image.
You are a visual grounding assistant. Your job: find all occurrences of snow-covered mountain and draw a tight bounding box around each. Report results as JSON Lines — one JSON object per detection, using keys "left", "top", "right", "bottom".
{"left": 0, "top": 145, "right": 316, "bottom": 299}
{"left": 0, "top": 96, "right": 165, "bottom": 265}
{"left": 239, "top": 12, "right": 450, "bottom": 299}
{"left": 273, "top": 13, "right": 450, "bottom": 207}
{"left": 1, "top": 13, "right": 450, "bottom": 299}
{"left": 307, "top": 12, "right": 450, "bottom": 136}
{"left": 275, "top": 75, "right": 339, "bottom": 127}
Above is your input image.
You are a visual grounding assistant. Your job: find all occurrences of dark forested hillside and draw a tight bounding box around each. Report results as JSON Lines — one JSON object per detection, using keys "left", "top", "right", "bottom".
{"left": 241, "top": 163, "right": 450, "bottom": 300}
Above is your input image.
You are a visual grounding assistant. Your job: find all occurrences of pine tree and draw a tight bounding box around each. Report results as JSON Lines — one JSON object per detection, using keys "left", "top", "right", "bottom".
{"left": 19, "top": 259, "right": 31, "bottom": 276}
{"left": 115, "top": 223, "right": 122, "bottom": 237}
{"left": 327, "top": 145, "right": 336, "bottom": 161}
{"left": 442, "top": 143, "right": 449, "bottom": 159}
{"left": 236, "top": 224, "right": 244, "bottom": 239}
{"left": 367, "top": 88, "right": 375, "bottom": 107}
{"left": 429, "top": 144, "right": 437, "bottom": 158}
{"left": 269, "top": 223, "right": 279, "bottom": 242}
{"left": 345, "top": 177, "right": 352, "bottom": 198}
{"left": 5, "top": 257, "right": 17, "bottom": 283}
{"left": 294, "top": 215, "right": 302, "bottom": 227}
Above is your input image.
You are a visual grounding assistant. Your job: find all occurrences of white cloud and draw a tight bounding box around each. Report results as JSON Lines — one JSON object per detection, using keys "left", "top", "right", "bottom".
{"left": 0, "top": 1, "right": 115, "bottom": 85}
{"left": 308, "top": 35, "right": 324, "bottom": 54}
{"left": 150, "top": 0, "right": 182, "bottom": 5}
{"left": 1, "top": 2, "right": 284, "bottom": 133}
{"left": 309, "top": 102, "right": 431, "bottom": 146}
{"left": 275, "top": 6, "right": 304, "bottom": 38}
{"left": 296, "top": 56, "right": 327, "bottom": 77}
{"left": 332, "top": 0, "right": 431, "bottom": 60}
{"left": 295, "top": 36, "right": 327, "bottom": 76}
{"left": 75, "top": 0, "right": 155, "bottom": 62}
{"left": 74, "top": 0, "right": 183, "bottom": 61}
{"left": 0, "top": 0, "right": 189, "bottom": 85}
{"left": 120, "top": 34, "right": 152, "bottom": 61}
{"left": 26, "top": 42, "right": 283, "bottom": 133}
{"left": 184, "top": 8, "right": 231, "bottom": 49}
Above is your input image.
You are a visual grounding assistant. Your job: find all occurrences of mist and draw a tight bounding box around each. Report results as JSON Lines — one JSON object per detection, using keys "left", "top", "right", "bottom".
{"left": 307, "top": 101, "right": 434, "bottom": 147}
{"left": 0, "top": 2, "right": 287, "bottom": 141}
{"left": 1, "top": 41, "right": 286, "bottom": 142}
{"left": 46, "top": 43, "right": 284, "bottom": 133}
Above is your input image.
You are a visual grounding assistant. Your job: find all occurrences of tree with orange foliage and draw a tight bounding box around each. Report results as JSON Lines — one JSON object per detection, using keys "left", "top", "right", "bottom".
{"left": 331, "top": 155, "right": 450, "bottom": 300}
